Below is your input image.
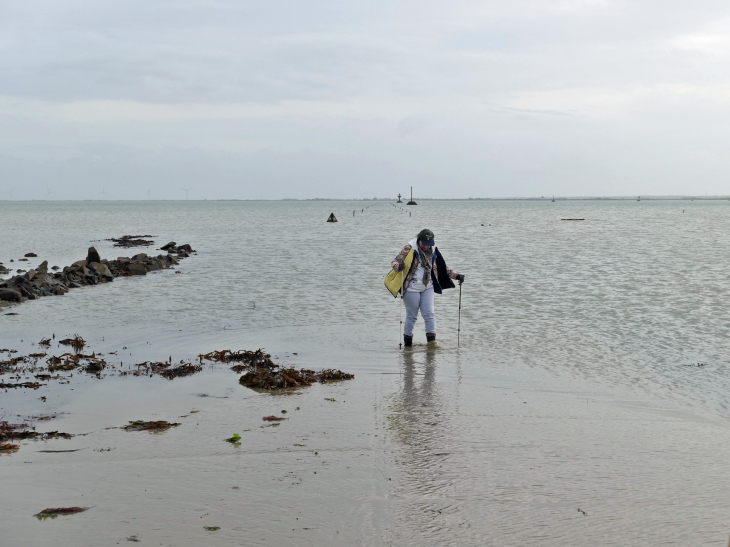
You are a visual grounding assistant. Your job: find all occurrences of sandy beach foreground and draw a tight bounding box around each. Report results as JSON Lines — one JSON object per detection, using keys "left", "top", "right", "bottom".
{"left": 2, "top": 337, "right": 729, "bottom": 546}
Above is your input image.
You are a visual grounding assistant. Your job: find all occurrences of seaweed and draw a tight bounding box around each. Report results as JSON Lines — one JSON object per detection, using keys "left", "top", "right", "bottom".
{"left": 0, "top": 381, "right": 44, "bottom": 389}
{"left": 201, "top": 349, "right": 277, "bottom": 368}
{"left": 106, "top": 235, "right": 156, "bottom": 248}
{"left": 124, "top": 420, "right": 181, "bottom": 431}
{"left": 0, "top": 443, "right": 19, "bottom": 453}
{"left": 239, "top": 367, "right": 312, "bottom": 390}
{"left": 35, "top": 507, "right": 88, "bottom": 519}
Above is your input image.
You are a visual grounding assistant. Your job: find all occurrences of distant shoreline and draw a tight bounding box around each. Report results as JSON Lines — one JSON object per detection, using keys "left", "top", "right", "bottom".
{"left": 1, "top": 197, "right": 729, "bottom": 203}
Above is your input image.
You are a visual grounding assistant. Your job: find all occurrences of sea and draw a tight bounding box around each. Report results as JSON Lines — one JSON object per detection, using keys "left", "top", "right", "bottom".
{"left": 1, "top": 199, "right": 729, "bottom": 546}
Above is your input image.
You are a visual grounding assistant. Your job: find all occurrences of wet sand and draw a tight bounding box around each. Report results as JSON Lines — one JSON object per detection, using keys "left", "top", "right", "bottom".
{"left": 2, "top": 340, "right": 730, "bottom": 546}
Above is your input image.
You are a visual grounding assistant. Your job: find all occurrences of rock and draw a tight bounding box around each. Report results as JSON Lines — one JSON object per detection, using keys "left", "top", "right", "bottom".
{"left": 145, "top": 259, "right": 163, "bottom": 271}
{"left": 27, "top": 269, "right": 37, "bottom": 281}
{"left": 24, "top": 253, "right": 37, "bottom": 257}
{"left": 131, "top": 253, "right": 148, "bottom": 261}
{"left": 178, "top": 244, "right": 193, "bottom": 253}
{"left": 160, "top": 242, "right": 176, "bottom": 251}
{"left": 31, "top": 273, "right": 52, "bottom": 287}
{"left": 126, "top": 262, "right": 147, "bottom": 276}
{"left": 73, "top": 260, "right": 86, "bottom": 267}
{"left": 89, "top": 262, "right": 113, "bottom": 281}
{"left": 86, "top": 247, "right": 101, "bottom": 265}
{"left": 51, "top": 266, "right": 59, "bottom": 270}
{"left": 69, "top": 282, "right": 81, "bottom": 288}
{"left": 0, "top": 288, "right": 22, "bottom": 302}
{"left": 37, "top": 261, "right": 48, "bottom": 274}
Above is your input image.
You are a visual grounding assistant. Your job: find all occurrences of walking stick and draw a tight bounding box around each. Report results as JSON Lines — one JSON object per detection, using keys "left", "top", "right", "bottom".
{"left": 457, "top": 281, "right": 462, "bottom": 347}
{"left": 399, "top": 270, "right": 404, "bottom": 349}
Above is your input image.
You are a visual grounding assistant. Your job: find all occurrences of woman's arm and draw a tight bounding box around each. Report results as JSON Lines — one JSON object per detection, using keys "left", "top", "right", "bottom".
{"left": 392, "top": 244, "right": 412, "bottom": 272}
{"left": 447, "top": 269, "right": 465, "bottom": 282}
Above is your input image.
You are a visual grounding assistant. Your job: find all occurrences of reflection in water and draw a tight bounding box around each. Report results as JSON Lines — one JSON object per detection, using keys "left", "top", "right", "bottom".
{"left": 387, "top": 349, "right": 467, "bottom": 545}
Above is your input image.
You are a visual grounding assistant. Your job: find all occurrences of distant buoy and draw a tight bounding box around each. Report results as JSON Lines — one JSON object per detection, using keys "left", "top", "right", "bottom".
{"left": 327, "top": 213, "right": 338, "bottom": 222}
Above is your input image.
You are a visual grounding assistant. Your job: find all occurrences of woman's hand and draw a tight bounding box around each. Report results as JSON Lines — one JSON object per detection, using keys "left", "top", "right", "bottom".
{"left": 456, "top": 274, "right": 465, "bottom": 284}
{"left": 394, "top": 262, "right": 406, "bottom": 272}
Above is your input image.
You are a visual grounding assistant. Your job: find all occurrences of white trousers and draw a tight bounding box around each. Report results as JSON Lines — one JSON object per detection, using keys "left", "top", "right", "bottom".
{"left": 403, "top": 286, "right": 435, "bottom": 336}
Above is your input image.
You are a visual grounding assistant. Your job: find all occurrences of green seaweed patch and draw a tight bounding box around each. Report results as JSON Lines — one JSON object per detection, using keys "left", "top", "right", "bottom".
{"left": 204, "top": 526, "right": 221, "bottom": 531}
{"left": 35, "top": 507, "right": 88, "bottom": 520}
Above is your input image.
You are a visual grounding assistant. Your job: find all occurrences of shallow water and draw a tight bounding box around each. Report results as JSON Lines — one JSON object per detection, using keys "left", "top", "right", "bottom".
{"left": 2, "top": 199, "right": 730, "bottom": 545}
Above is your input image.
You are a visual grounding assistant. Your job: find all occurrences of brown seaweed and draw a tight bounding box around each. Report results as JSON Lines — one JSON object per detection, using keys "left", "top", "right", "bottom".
{"left": 124, "top": 420, "right": 181, "bottom": 431}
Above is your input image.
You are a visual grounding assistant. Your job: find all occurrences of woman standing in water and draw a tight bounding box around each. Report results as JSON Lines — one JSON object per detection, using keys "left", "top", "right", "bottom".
{"left": 386, "top": 229, "right": 464, "bottom": 348}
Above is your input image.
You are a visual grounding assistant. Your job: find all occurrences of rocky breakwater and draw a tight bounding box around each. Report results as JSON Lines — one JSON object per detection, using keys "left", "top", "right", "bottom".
{"left": 0, "top": 241, "right": 195, "bottom": 310}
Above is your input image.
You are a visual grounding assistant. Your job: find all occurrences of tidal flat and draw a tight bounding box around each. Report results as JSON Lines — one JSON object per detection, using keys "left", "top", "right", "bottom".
{"left": 2, "top": 200, "right": 730, "bottom": 545}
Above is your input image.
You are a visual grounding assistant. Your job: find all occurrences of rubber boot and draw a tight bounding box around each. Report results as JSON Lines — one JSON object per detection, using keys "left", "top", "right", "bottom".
{"left": 426, "top": 333, "right": 439, "bottom": 349}
{"left": 403, "top": 334, "right": 413, "bottom": 348}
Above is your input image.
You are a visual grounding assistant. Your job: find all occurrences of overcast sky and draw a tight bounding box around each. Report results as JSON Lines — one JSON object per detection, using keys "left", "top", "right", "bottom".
{"left": 1, "top": 0, "right": 730, "bottom": 200}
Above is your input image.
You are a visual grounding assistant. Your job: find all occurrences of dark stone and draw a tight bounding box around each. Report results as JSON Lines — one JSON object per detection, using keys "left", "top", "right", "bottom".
{"left": 127, "top": 262, "right": 147, "bottom": 276}
{"left": 178, "top": 244, "right": 193, "bottom": 253}
{"left": 160, "top": 242, "right": 176, "bottom": 251}
{"left": 90, "top": 262, "right": 114, "bottom": 281}
{"left": 86, "top": 247, "right": 101, "bottom": 265}
{"left": 24, "top": 252, "right": 37, "bottom": 257}
{"left": 37, "top": 261, "right": 48, "bottom": 274}
{"left": 0, "top": 288, "right": 22, "bottom": 301}
{"left": 69, "top": 282, "right": 82, "bottom": 288}
{"left": 131, "top": 253, "right": 148, "bottom": 261}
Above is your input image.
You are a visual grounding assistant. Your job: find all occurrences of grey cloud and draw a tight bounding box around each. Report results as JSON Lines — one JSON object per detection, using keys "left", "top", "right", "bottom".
{"left": 2, "top": 0, "right": 730, "bottom": 197}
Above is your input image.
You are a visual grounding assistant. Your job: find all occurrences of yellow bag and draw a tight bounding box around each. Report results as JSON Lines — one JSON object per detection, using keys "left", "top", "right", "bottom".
{"left": 384, "top": 248, "right": 414, "bottom": 297}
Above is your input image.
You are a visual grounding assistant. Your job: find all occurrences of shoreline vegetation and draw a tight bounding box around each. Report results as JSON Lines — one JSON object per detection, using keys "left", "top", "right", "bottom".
{"left": 0, "top": 237, "right": 195, "bottom": 313}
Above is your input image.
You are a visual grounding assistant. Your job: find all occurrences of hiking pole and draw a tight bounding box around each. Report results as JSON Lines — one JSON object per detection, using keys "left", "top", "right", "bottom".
{"left": 457, "top": 281, "right": 463, "bottom": 347}
{"left": 399, "top": 270, "right": 404, "bottom": 349}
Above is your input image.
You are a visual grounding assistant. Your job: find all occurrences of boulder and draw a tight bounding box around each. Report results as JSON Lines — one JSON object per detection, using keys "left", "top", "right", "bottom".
{"left": 178, "top": 244, "right": 193, "bottom": 253}
{"left": 31, "top": 273, "right": 52, "bottom": 287}
{"left": 0, "top": 288, "right": 22, "bottom": 302}
{"left": 132, "top": 253, "right": 148, "bottom": 261}
{"left": 73, "top": 260, "right": 86, "bottom": 267}
{"left": 160, "top": 242, "right": 176, "bottom": 251}
{"left": 90, "top": 262, "right": 114, "bottom": 281}
{"left": 86, "top": 247, "right": 101, "bottom": 265}
{"left": 126, "top": 262, "right": 147, "bottom": 276}
{"left": 24, "top": 252, "right": 37, "bottom": 257}
{"left": 26, "top": 269, "right": 37, "bottom": 281}
{"left": 37, "top": 261, "right": 48, "bottom": 274}
{"left": 145, "top": 259, "right": 163, "bottom": 271}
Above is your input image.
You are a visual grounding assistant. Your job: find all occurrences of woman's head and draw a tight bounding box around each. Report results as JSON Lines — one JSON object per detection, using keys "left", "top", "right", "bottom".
{"left": 417, "top": 229, "right": 435, "bottom": 249}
